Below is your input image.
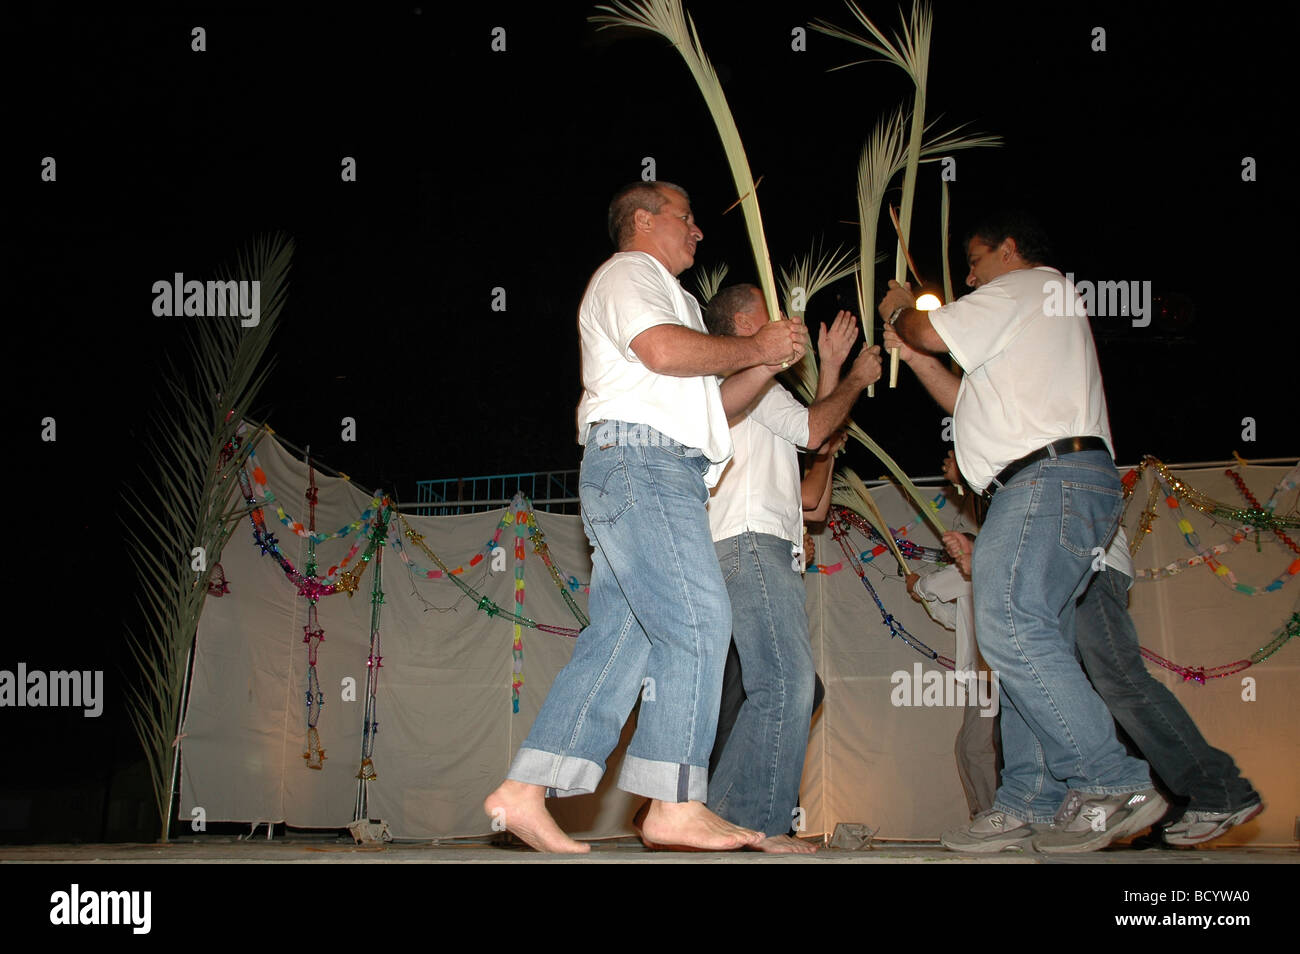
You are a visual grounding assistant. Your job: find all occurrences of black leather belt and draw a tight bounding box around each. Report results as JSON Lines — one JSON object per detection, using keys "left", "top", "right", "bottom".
{"left": 983, "top": 436, "right": 1111, "bottom": 499}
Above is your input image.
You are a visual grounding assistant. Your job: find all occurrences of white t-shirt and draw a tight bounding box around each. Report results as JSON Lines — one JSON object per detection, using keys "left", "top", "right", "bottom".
{"left": 575, "top": 252, "right": 733, "bottom": 486}
{"left": 913, "top": 564, "right": 977, "bottom": 674}
{"left": 708, "top": 381, "right": 810, "bottom": 546}
{"left": 928, "top": 266, "right": 1114, "bottom": 493}
{"left": 1102, "top": 525, "right": 1134, "bottom": 586}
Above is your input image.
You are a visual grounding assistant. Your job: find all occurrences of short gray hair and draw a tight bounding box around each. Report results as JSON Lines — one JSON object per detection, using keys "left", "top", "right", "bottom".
{"left": 607, "top": 181, "right": 689, "bottom": 248}
{"left": 704, "top": 283, "right": 761, "bottom": 337}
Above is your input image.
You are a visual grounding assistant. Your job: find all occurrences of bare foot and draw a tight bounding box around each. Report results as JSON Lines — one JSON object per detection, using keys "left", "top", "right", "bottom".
{"left": 484, "top": 780, "right": 590, "bottom": 854}
{"left": 754, "top": 834, "right": 818, "bottom": 854}
{"left": 639, "top": 799, "right": 765, "bottom": 851}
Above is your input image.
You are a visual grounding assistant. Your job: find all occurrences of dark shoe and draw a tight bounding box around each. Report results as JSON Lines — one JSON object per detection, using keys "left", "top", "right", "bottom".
{"left": 1163, "top": 800, "right": 1263, "bottom": 846}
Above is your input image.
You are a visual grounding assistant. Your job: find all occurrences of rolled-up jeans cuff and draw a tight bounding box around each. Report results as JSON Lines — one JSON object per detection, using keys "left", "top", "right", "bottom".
{"left": 618, "top": 755, "right": 708, "bottom": 803}
{"left": 508, "top": 747, "right": 604, "bottom": 797}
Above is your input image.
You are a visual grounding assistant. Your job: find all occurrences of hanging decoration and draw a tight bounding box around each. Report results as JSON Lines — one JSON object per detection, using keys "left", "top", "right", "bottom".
{"left": 1140, "top": 612, "right": 1299, "bottom": 685}
{"left": 1134, "top": 457, "right": 1300, "bottom": 534}
{"left": 1120, "top": 458, "right": 1300, "bottom": 594}
{"left": 835, "top": 500, "right": 953, "bottom": 567}
{"left": 301, "top": 459, "right": 327, "bottom": 770}
{"left": 236, "top": 461, "right": 386, "bottom": 599}
{"left": 829, "top": 509, "right": 955, "bottom": 668}
{"left": 356, "top": 508, "right": 388, "bottom": 799}
{"left": 393, "top": 496, "right": 589, "bottom": 712}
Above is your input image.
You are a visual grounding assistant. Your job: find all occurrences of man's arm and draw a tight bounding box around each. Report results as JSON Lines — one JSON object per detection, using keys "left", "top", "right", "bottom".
{"left": 805, "top": 346, "right": 882, "bottom": 448}
{"left": 801, "top": 431, "right": 845, "bottom": 523}
{"left": 720, "top": 364, "right": 779, "bottom": 424}
{"left": 877, "top": 280, "right": 948, "bottom": 356}
{"left": 881, "top": 323, "right": 960, "bottom": 415}
{"left": 631, "top": 321, "right": 804, "bottom": 378}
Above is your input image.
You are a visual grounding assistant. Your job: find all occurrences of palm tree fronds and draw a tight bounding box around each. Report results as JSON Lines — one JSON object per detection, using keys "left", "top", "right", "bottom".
{"left": 692, "top": 261, "right": 730, "bottom": 304}
{"left": 833, "top": 466, "right": 910, "bottom": 574}
{"left": 940, "top": 178, "right": 954, "bottom": 305}
{"left": 123, "top": 233, "right": 293, "bottom": 839}
{"left": 778, "top": 241, "right": 858, "bottom": 397}
{"left": 591, "top": 0, "right": 781, "bottom": 323}
{"left": 811, "top": 0, "right": 932, "bottom": 81}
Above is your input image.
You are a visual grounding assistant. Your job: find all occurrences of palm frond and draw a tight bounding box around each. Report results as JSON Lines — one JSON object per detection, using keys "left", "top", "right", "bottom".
{"left": 591, "top": 0, "right": 781, "bottom": 323}
{"left": 843, "top": 421, "right": 946, "bottom": 537}
{"left": 692, "top": 261, "right": 730, "bottom": 304}
{"left": 778, "top": 241, "right": 857, "bottom": 397}
{"left": 779, "top": 241, "right": 857, "bottom": 320}
{"left": 940, "top": 178, "right": 954, "bottom": 305}
{"left": 833, "top": 466, "right": 910, "bottom": 573}
{"left": 916, "top": 120, "right": 1003, "bottom": 161}
{"left": 856, "top": 105, "right": 910, "bottom": 393}
{"left": 123, "top": 233, "right": 293, "bottom": 839}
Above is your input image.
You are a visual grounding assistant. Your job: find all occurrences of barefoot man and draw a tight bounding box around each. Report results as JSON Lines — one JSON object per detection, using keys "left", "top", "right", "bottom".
{"left": 485, "top": 182, "right": 806, "bottom": 852}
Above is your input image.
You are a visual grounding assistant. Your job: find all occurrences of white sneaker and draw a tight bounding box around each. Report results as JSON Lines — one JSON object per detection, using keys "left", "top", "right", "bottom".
{"left": 1163, "top": 801, "right": 1263, "bottom": 846}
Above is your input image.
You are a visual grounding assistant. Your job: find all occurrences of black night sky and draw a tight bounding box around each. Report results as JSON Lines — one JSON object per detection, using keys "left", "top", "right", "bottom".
{"left": 6, "top": 1, "right": 1295, "bottom": 845}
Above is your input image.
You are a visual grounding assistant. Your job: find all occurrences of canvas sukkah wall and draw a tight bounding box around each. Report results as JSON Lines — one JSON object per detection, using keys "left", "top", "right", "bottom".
{"left": 182, "top": 431, "right": 1298, "bottom": 844}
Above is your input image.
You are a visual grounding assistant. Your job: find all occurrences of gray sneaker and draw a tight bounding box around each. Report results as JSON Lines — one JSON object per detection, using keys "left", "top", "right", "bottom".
{"left": 1033, "top": 788, "right": 1168, "bottom": 853}
{"left": 941, "top": 809, "right": 1035, "bottom": 853}
{"left": 1163, "top": 800, "right": 1263, "bottom": 846}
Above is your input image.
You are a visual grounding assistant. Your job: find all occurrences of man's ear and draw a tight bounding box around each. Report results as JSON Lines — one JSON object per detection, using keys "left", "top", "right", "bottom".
{"left": 633, "top": 207, "right": 654, "bottom": 234}
{"left": 1000, "top": 236, "right": 1019, "bottom": 262}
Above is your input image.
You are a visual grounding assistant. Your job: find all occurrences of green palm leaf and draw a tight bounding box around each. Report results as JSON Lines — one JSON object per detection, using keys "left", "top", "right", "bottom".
{"left": 591, "top": 0, "right": 782, "bottom": 323}
{"left": 123, "top": 233, "right": 294, "bottom": 839}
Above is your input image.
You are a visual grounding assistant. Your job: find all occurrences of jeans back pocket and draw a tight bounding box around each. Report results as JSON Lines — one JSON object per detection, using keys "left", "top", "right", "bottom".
{"left": 1059, "top": 480, "right": 1122, "bottom": 558}
{"left": 579, "top": 443, "right": 635, "bottom": 525}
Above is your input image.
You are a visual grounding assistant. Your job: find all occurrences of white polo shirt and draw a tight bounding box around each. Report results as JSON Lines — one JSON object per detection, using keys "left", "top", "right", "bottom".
{"left": 708, "top": 381, "right": 810, "bottom": 546}
{"left": 576, "top": 252, "right": 733, "bottom": 486}
{"left": 928, "top": 266, "right": 1114, "bottom": 494}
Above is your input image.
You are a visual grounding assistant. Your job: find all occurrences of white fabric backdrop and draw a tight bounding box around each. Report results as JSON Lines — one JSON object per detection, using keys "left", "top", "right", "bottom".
{"left": 183, "top": 436, "right": 1298, "bottom": 845}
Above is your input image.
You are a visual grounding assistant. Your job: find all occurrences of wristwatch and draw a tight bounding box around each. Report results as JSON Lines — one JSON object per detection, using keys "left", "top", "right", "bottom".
{"left": 887, "top": 306, "right": 905, "bottom": 326}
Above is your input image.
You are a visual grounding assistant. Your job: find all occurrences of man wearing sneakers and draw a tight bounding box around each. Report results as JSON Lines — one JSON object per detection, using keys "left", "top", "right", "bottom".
{"left": 1074, "top": 529, "right": 1262, "bottom": 845}
{"left": 881, "top": 210, "right": 1167, "bottom": 852}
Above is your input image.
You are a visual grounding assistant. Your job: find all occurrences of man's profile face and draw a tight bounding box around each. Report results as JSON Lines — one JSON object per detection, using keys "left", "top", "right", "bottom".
{"left": 648, "top": 188, "right": 703, "bottom": 275}
{"left": 965, "top": 238, "right": 1005, "bottom": 289}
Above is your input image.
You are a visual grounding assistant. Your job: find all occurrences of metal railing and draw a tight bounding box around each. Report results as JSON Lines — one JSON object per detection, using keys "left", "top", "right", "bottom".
{"left": 411, "top": 470, "right": 582, "bottom": 515}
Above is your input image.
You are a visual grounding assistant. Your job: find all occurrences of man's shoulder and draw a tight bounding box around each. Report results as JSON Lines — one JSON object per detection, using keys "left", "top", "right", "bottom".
{"left": 590, "top": 251, "right": 672, "bottom": 285}
{"left": 990, "top": 265, "right": 1063, "bottom": 296}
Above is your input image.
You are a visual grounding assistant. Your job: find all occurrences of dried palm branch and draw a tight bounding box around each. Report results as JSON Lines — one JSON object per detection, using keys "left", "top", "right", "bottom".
{"left": 778, "top": 241, "right": 858, "bottom": 396}
{"left": 940, "top": 178, "right": 954, "bottom": 305}
{"left": 123, "top": 233, "right": 294, "bottom": 839}
{"left": 817, "top": 1, "right": 933, "bottom": 387}
{"left": 833, "top": 467, "right": 910, "bottom": 575}
{"left": 591, "top": 0, "right": 781, "bottom": 324}
{"left": 856, "top": 106, "right": 909, "bottom": 396}
{"left": 693, "top": 260, "right": 730, "bottom": 305}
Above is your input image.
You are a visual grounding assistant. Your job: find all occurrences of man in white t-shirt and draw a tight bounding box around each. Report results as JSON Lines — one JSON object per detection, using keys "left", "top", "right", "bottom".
{"left": 485, "top": 182, "right": 807, "bottom": 853}
{"left": 702, "top": 284, "right": 881, "bottom": 852}
{"left": 879, "top": 211, "right": 1165, "bottom": 853}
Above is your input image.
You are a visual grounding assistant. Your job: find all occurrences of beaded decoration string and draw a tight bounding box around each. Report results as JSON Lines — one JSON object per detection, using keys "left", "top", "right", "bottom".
{"left": 829, "top": 509, "right": 955, "bottom": 668}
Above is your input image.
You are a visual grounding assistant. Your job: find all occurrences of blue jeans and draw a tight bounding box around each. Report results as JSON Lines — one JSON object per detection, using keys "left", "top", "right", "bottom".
{"left": 1076, "top": 567, "right": 1258, "bottom": 813}
{"left": 508, "top": 422, "right": 731, "bottom": 803}
{"left": 708, "top": 532, "right": 816, "bottom": 836}
{"left": 973, "top": 448, "right": 1152, "bottom": 823}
